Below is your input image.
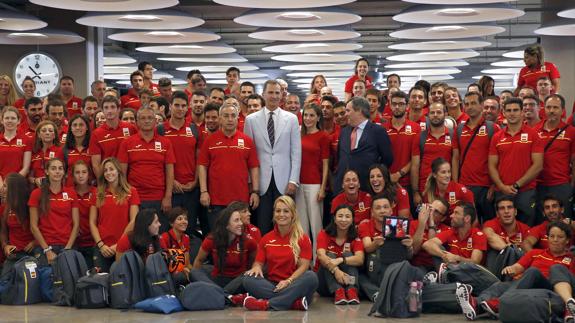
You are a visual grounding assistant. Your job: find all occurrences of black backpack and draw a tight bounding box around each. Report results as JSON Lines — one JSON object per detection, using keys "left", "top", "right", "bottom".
{"left": 1, "top": 256, "right": 42, "bottom": 305}
{"left": 75, "top": 271, "right": 110, "bottom": 309}
{"left": 489, "top": 245, "right": 524, "bottom": 281}
{"left": 445, "top": 262, "right": 500, "bottom": 295}
{"left": 499, "top": 289, "right": 564, "bottom": 323}
{"left": 421, "top": 283, "right": 462, "bottom": 314}
{"left": 52, "top": 249, "right": 88, "bottom": 306}
{"left": 145, "top": 252, "right": 176, "bottom": 297}
{"left": 109, "top": 250, "right": 147, "bottom": 309}
{"left": 369, "top": 260, "right": 424, "bottom": 318}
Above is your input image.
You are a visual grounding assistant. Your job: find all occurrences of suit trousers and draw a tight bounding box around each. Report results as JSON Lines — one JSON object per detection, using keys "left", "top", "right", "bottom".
{"left": 257, "top": 173, "right": 282, "bottom": 234}
{"left": 243, "top": 271, "right": 318, "bottom": 310}
{"left": 296, "top": 183, "right": 323, "bottom": 262}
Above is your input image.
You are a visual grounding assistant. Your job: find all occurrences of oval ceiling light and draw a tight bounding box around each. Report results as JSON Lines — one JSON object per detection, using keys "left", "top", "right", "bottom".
{"left": 390, "top": 23, "right": 505, "bottom": 39}
{"left": 398, "top": 75, "right": 455, "bottom": 82}
{"left": 387, "top": 50, "right": 479, "bottom": 62}
{"left": 472, "top": 74, "right": 515, "bottom": 80}
{"left": 0, "top": 10, "right": 47, "bottom": 31}
{"left": 31, "top": 0, "right": 178, "bottom": 11}
{"left": 393, "top": 3, "right": 523, "bottom": 24}
{"left": 117, "top": 79, "right": 187, "bottom": 86}
{"left": 208, "top": 78, "right": 269, "bottom": 85}
{"left": 103, "top": 53, "right": 136, "bottom": 65}
{"left": 535, "top": 18, "right": 575, "bottom": 36}
{"left": 403, "top": 0, "right": 514, "bottom": 4}
{"left": 136, "top": 42, "right": 235, "bottom": 55}
{"left": 287, "top": 71, "right": 352, "bottom": 77}
{"left": 0, "top": 28, "right": 84, "bottom": 45}
{"left": 249, "top": 27, "right": 360, "bottom": 41}
{"left": 490, "top": 60, "right": 524, "bottom": 67}
{"left": 175, "top": 64, "right": 259, "bottom": 72}
{"left": 558, "top": 8, "right": 575, "bottom": 19}
{"left": 481, "top": 67, "right": 521, "bottom": 74}
{"left": 105, "top": 71, "right": 174, "bottom": 80}
{"left": 263, "top": 42, "right": 362, "bottom": 53}
{"left": 384, "top": 61, "right": 469, "bottom": 68}
{"left": 103, "top": 65, "right": 139, "bottom": 74}
{"left": 502, "top": 44, "right": 534, "bottom": 58}
{"left": 214, "top": 0, "right": 354, "bottom": 9}
{"left": 202, "top": 72, "right": 269, "bottom": 79}
{"left": 158, "top": 54, "right": 248, "bottom": 63}
{"left": 281, "top": 63, "right": 356, "bottom": 71}
{"left": 271, "top": 53, "right": 361, "bottom": 63}
{"left": 76, "top": 9, "right": 204, "bottom": 30}
{"left": 388, "top": 39, "right": 490, "bottom": 51}
{"left": 108, "top": 28, "right": 220, "bottom": 44}
{"left": 234, "top": 8, "right": 361, "bottom": 28}
{"left": 383, "top": 68, "right": 461, "bottom": 76}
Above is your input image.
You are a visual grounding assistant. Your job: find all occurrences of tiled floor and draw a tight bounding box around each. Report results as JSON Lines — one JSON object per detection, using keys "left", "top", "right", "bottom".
{"left": 0, "top": 295, "right": 469, "bottom": 323}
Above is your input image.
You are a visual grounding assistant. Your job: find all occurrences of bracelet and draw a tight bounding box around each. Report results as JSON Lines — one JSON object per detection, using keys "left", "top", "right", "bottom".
{"left": 43, "top": 246, "right": 52, "bottom": 254}
{"left": 286, "top": 278, "right": 293, "bottom": 284}
{"left": 251, "top": 190, "right": 260, "bottom": 195}
{"left": 200, "top": 190, "right": 208, "bottom": 193}
{"left": 428, "top": 226, "right": 436, "bottom": 230}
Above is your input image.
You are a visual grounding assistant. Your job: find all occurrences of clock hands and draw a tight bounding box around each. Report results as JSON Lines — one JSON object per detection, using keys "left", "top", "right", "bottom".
{"left": 28, "top": 66, "right": 42, "bottom": 80}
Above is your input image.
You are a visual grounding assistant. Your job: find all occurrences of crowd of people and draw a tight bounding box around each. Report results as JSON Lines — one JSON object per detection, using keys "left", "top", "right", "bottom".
{"left": 0, "top": 43, "right": 574, "bottom": 319}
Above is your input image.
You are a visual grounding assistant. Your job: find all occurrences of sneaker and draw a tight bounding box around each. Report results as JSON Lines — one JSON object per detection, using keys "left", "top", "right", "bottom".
{"left": 243, "top": 296, "right": 269, "bottom": 311}
{"left": 566, "top": 298, "right": 575, "bottom": 319}
{"left": 334, "top": 288, "right": 347, "bottom": 305}
{"left": 372, "top": 291, "right": 379, "bottom": 303}
{"left": 346, "top": 288, "right": 360, "bottom": 305}
{"left": 423, "top": 271, "right": 438, "bottom": 284}
{"left": 438, "top": 263, "right": 449, "bottom": 284}
{"left": 291, "top": 297, "right": 308, "bottom": 311}
{"left": 455, "top": 283, "right": 477, "bottom": 321}
{"left": 228, "top": 293, "right": 249, "bottom": 306}
{"left": 565, "top": 309, "right": 574, "bottom": 323}
{"left": 480, "top": 298, "right": 500, "bottom": 318}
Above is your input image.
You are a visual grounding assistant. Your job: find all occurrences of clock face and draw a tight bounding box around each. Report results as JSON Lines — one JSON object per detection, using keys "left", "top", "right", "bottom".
{"left": 14, "top": 53, "right": 61, "bottom": 98}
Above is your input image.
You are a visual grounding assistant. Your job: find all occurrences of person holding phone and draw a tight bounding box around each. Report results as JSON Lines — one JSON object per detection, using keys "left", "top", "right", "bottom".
{"left": 316, "top": 204, "right": 364, "bottom": 305}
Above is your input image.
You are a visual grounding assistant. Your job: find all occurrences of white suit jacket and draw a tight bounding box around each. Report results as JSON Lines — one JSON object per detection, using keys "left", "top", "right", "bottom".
{"left": 244, "top": 108, "right": 301, "bottom": 194}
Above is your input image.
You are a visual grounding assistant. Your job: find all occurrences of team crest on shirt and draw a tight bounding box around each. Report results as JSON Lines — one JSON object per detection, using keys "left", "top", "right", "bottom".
{"left": 406, "top": 125, "right": 412, "bottom": 134}
{"left": 122, "top": 127, "right": 130, "bottom": 137}
{"left": 478, "top": 126, "right": 486, "bottom": 136}
{"left": 358, "top": 202, "right": 366, "bottom": 211}
{"left": 62, "top": 192, "right": 69, "bottom": 200}
{"left": 420, "top": 122, "right": 427, "bottom": 131}
{"left": 520, "top": 133, "right": 528, "bottom": 143}
{"left": 343, "top": 243, "right": 351, "bottom": 253}
{"left": 185, "top": 127, "right": 193, "bottom": 137}
{"left": 16, "top": 139, "right": 22, "bottom": 146}
{"left": 49, "top": 151, "right": 55, "bottom": 158}
{"left": 467, "top": 237, "right": 473, "bottom": 249}
{"left": 61, "top": 134, "right": 67, "bottom": 142}
{"left": 238, "top": 138, "right": 245, "bottom": 148}
{"left": 154, "top": 141, "right": 162, "bottom": 152}
{"left": 449, "top": 191, "right": 456, "bottom": 203}
{"left": 559, "top": 131, "right": 566, "bottom": 139}
{"left": 445, "top": 135, "right": 451, "bottom": 145}
{"left": 563, "top": 257, "right": 572, "bottom": 265}
{"left": 72, "top": 102, "right": 78, "bottom": 109}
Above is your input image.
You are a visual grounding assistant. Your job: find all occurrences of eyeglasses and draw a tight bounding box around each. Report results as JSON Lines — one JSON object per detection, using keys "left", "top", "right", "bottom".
{"left": 391, "top": 102, "right": 406, "bottom": 107}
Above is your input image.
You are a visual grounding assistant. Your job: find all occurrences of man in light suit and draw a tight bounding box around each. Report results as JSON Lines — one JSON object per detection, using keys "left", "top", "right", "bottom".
{"left": 335, "top": 97, "right": 393, "bottom": 194}
{"left": 244, "top": 80, "right": 302, "bottom": 233}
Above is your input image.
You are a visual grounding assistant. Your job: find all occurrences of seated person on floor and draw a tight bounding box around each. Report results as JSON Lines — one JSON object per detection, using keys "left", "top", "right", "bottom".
{"left": 410, "top": 198, "right": 450, "bottom": 274}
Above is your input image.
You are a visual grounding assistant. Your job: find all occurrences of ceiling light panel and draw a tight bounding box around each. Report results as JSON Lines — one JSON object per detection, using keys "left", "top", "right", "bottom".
{"left": 388, "top": 39, "right": 490, "bottom": 51}
{"left": 31, "top": 0, "right": 178, "bottom": 11}
{"left": 286, "top": 71, "right": 352, "bottom": 77}
{"left": 202, "top": 72, "right": 269, "bottom": 79}
{"left": 472, "top": 74, "right": 515, "bottom": 80}
{"left": 402, "top": 0, "right": 515, "bottom": 4}
{"left": 535, "top": 18, "right": 575, "bottom": 36}
{"left": 386, "top": 50, "right": 479, "bottom": 61}
{"left": 263, "top": 42, "right": 362, "bottom": 53}
{"left": 0, "top": 10, "right": 47, "bottom": 31}
{"left": 0, "top": 28, "right": 84, "bottom": 45}
{"left": 390, "top": 23, "right": 506, "bottom": 39}
{"left": 158, "top": 54, "right": 248, "bottom": 63}
{"left": 271, "top": 53, "right": 361, "bottom": 63}
{"left": 235, "top": 8, "right": 361, "bottom": 28}
{"left": 105, "top": 71, "right": 173, "bottom": 80}
{"left": 558, "top": 8, "right": 575, "bottom": 19}
{"left": 136, "top": 43, "right": 235, "bottom": 55}
{"left": 103, "top": 53, "right": 136, "bottom": 65}
{"left": 281, "top": 63, "right": 356, "bottom": 71}
{"left": 490, "top": 60, "right": 524, "bottom": 67}
{"left": 481, "top": 67, "right": 521, "bottom": 74}
{"left": 249, "top": 28, "right": 360, "bottom": 41}
{"left": 108, "top": 28, "right": 220, "bottom": 43}
{"left": 384, "top": 68, "right": 462, "bottom": 76}
{"left": 214, "top": 0, "right": 355, "bottom": 9}
{"left": 208, "top": 78, "right": 269, "bottom": 85}
{"left": 393, "top": 4, "right": 523, "bottom": 24}
{"left": 76, "top": 10, "right": 204, "bottom": 30}
{"left": 384, "top": 61, "right": 469, "bottom": 68}
{"left": 175, "top": 64, "right": 260, "bottom": 72}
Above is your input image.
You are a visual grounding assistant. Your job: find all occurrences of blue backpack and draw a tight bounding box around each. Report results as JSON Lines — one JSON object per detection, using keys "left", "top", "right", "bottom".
{"left": 135, "top": 295, "right": 184, "bottom": 314}
{"left": 145, "top": 252, "right": 175, "bottom": 297}
{"left": 109, "top": 251, "right": 147, "bottom": 309}
{"left": 1, "top": 256, "right": 42, "bottom": 305}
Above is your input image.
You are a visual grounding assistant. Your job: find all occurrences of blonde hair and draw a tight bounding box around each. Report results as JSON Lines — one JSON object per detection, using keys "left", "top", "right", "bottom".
{"left": 96, "top": 157, "right": 132, "bottom": 207}
{"left": 1, "top": 106, "right": 21, "bottom": 120}
{"left": 33, "top": 120, "right": 59, "bottom": 153}
{"left": 0, "top": 75, "right": 18, "bottom": 106}
{"left": 273, "top": 195, "right": 305, "bottom": 263}
{"left": 423, "top": 158, "right": 450, "bottom": 203}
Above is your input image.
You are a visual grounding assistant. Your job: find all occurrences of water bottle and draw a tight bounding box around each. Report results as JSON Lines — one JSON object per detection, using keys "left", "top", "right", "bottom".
{"left": 416, "top": 281, "right": 423, "bottom": 312}
{"left": 408, "top": 282, "right": 418, "bottom": 313}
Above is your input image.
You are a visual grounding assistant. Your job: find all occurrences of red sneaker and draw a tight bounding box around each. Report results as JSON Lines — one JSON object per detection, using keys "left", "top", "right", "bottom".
{"left": 228, "top": 293, "right": 249, "bottom": 306}
{"left": 334, "top": 288, "right": 347, "bottom": 305}
{"left": 346, "top": 288, "right": 360, "bottom": 305}
{"left": 291, "top": 297, "right": 308, "bottom": 311}
{"left": 480, "top": 298, "right": 500, "bottom": 318}
{"left": 243, "top": 296, "right": 269, "bottom": 311}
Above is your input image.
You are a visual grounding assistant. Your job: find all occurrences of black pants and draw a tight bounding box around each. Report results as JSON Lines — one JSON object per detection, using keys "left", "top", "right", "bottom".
{"left": 172, "top": 187, "right": 201, "bottom": 235}
{"left": 317, "top": 252, "right": 359, "bottom": 296}
{"left": 205, "top": 205, "right": 226, "bottom": 236}
{"left": 257, "top": 174, "right": 282, "bottom": 234}
{"left": 468, "top": 186, "right": 495, "bottom": 224}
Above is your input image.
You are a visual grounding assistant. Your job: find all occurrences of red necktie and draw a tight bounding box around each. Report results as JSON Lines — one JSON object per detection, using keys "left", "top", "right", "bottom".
{"left": 350, "top": 127, "right": 357, "bottom": 150}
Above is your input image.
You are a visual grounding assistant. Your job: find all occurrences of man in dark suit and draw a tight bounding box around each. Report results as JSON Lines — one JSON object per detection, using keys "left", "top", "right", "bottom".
{"left": 335, "top": 97, "right": 393, "bottom": 193}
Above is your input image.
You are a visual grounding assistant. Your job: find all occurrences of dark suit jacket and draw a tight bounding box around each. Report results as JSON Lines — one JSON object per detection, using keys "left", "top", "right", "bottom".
{"left": 335, "top": 121, "right": 393, "bottom": 193}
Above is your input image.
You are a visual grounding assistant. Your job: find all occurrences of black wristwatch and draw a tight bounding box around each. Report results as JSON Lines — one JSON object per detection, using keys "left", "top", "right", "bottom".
{"left": 512, "top": 183, "right": 520, "bottom": 190}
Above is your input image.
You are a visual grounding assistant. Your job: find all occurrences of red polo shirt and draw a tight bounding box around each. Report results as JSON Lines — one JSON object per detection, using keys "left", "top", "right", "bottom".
{"left": 483, "top": 218, "right": 530, "bottom": 247}
{"left": 66, "top": 96, "right": 83, "bottom": 118}
{"left": 424, "top": 181, "right": 474, "bottom": 214}
{"left": 344, "top": 75, "right": 373, "bottom": 94}
{"left": 458, "top": 120, "right": 500, "bottom": 187}
{"left": 256, "top": 226, "right": 312, "bottom": 282}
{"left": 116, "top": 233, "right": 157, "bottom": 261}
{"left": 30, "top": 146, "right": 64, "bottom": 179}
{"left": 300, "top": 131, "right": 330, "bottom": 184}
{"left": 435, "top": 227, "right": 487, "bottom": 259}
{"left": 385, "top": 120, "right": 421, "bottom": 187}
{"left": 117, "top": 132, "right": 176, "bottom": 201}
{"left": 518, "top": 62, "right": 560, "bottom": 91}
{"left": 489, "top": 125, "right": 545, "bottom": 191}
{"left": 358, "top": 218, "right": 383, "bottom": 240}
{"left": 160, "top": 229, "right": 190, "bottom": 253}
{"left": 90, "top": 186, "right": 140, "bottom": 246}
{"left": 330, "top": 191, "right": 372, "bottom": 225}
{"left": 201, "top": 234, "right": 257, "bottom": 277}
{"left": 238, "top": 112, "right": 247, "bottom": 134}
{"left": 534, "top": 122, "right": 575, "bottom": 186}
{"left": 89, "top": 121, "right": 137, "bottom": 160}
{"left": 245, "top": 223, "right": 262, "bottom": 242}
{"left": 162, "top": 120, "right": 198, "bottom": 185}
{"left": 409, "top": 220, "right": 450, "bottom": 268}
{"left": 0, "top": 133, "right": 31, "bottom": 177}
{"left": 455, "top": 112, "right": 470, "bottom": 124}
{"left": 2, "top": 205, "right": 35, "bottom": 252}
{"left": 198, "top": 130, "right": 259, "bottom": 206}
{"left": 120, "top": 89, "right": 141, "bottom": 110}
{"left": 326, "top": 124, "right": 341, "bottom": 171}
{"left": 28, "top": 187, "right": 78, "bottom": 246}
{"left": 517, "top": 249, "right": 573, "bottom": 278}
{"left": 76, "top": 188, "right": 96, "bottom": 248}
{"left": 64, "top": 147, "right": 92, "bottom": 187}
{"left": 314, "top": 229, "right": 364, "bottom": 271}
{"left": 412, "top": 128, "right": 459, "bottom": 192}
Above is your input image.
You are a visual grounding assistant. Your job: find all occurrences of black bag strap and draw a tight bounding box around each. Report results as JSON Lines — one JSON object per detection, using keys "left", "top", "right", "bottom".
{"left": 458, "top": 122, "right": 483, "bottom": 169}
{"left": 544, "top": 125, "right": 569, "bottom": 152}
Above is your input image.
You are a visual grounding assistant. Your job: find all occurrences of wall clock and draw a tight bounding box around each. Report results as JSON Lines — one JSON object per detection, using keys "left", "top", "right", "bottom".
{"left": 14, "top": 52, "right": 61, "bottom": 97}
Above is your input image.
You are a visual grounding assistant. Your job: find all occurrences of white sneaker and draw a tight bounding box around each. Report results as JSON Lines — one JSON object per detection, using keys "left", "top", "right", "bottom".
{"left": 455, "top": 283, "right": 477, "bottom": 321}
